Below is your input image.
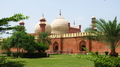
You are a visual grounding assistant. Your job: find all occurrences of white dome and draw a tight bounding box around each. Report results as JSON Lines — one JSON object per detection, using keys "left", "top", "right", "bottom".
{"left": 51, "top": 15, "right": 69, "bottom": 34}
{"left": 34, "top": 17, "right": 51, "bottom": 33}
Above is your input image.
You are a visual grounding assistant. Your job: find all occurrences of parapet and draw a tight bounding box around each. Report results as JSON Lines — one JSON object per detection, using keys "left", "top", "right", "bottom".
{"left": 49, "top": 32, "right": 90, "bottom": 38}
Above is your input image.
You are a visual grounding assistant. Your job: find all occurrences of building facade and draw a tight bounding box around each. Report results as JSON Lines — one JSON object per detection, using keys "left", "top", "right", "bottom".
{"left": 22, "top": 13, "right": 120, "bottom": 54}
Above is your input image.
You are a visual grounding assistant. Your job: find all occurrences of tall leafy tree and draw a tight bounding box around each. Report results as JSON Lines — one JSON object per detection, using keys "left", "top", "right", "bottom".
{"left": 84, "top": 17, "right": 120, "bottom": 57}
{"left": 0, "top": 13, "right": 29, "bottom": 34}
{"left": 1, "top": 38, "right": 12, "bottom": 56}
{"left": 22, "top": 35, "right": 38, "bottom": 53}
{"left": 9, "top": 25, "right": 38, "bottom": 54}
{"left": 9, "top": 25, "right": 26, "bottom": 52}
{"left": 1, "top": 38, "right": 11, "bottom": 52}
{"left": 1, "top": 25, "right": 27, "bottom": 56}
{"left": 9, "top": 30, "right": 27, "bottom": 53}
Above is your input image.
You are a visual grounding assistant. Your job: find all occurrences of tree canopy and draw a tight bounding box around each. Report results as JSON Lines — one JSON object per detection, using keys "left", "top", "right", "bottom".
{"left": 1, "top": 38, "right": 11, "bottom": 51}
{"left": 37, "top": 32, "right": 51, "bottom": 52}
{"left": 37, "top": 32, "right": 51, "bottom": 45}
{"left": 0, "top": 13, "right": 29, "bottom": 34}
{"left": 21, "top": 35, "right": 38, "bottom": 53}
{"left": 84, "top": 17, "right": 120, "bottom": 57}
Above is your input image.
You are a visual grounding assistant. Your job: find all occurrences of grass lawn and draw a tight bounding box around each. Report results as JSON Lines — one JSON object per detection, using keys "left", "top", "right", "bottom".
{"left": 6, "top": 54, "right": 94, "bottom": 67}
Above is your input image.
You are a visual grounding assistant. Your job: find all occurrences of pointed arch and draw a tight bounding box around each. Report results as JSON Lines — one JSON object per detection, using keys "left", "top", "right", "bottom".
{"left": 53, "top": 42, "right": 59, "bottom": 52}
{"left": 79, "top": 40, "right": 86, "bottom": 51}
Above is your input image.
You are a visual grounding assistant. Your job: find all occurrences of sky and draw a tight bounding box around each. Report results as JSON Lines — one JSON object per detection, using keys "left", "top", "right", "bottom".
{"left": 0, "top": 0, "right": 120, "bottom": 38}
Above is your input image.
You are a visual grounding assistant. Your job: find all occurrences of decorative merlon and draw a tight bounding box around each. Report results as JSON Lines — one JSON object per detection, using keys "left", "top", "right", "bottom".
{"left": 49, "top": 32, "right": 90, "bottom": 38}
{"left": 34, "top": 32, "right": 104, "bottom": 39}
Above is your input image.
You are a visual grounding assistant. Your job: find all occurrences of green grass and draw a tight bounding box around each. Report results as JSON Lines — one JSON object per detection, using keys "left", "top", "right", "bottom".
{"left": 7, "top": 54, "right": 94, "bottom": 67}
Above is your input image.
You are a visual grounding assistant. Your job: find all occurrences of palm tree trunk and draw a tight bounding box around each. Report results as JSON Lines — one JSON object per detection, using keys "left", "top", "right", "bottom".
{"left": 110, "top": 49, "right": 118, "bottom": 57}
{"left": 109, "top": 43, "right": 118, "bottom": 57}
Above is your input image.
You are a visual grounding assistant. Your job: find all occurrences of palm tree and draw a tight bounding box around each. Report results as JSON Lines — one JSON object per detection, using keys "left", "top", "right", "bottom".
{"left": 37, "top": 32, "right": 51, "bottom": 45}
{"left": 85, "top": 17, "right": 120, "bottom": 57}
{"left": 37, "top": 32, "right": 51, "bottom": 52}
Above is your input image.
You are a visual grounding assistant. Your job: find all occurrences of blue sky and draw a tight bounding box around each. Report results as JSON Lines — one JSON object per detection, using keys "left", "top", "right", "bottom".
{"left": 0, "top": 0, "right": 120, "bottom": 38}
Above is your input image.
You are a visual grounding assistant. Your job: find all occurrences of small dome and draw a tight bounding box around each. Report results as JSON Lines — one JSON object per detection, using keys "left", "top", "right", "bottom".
{"left": 19, "top": 21, "right": 25, "bottom": 25}
{"left": 72, "top": 21, "right": 78, "bottom": 28}
{"left": 40, "top": 17, "right": 46, "bottom": 22}
{"left": 19, "top": 21, "right": 24, "bottom": 23}
{"left": 72, "top": 25, "right": 77, "bottom": 28}
{"left": 34, "top": 17, "right": 51, "bottom": 33}
{"left": 51, "top": 15, "right": 69, "bottom": 34}
{"left": 92, "top": 16, "right": 96, "bottom": 19}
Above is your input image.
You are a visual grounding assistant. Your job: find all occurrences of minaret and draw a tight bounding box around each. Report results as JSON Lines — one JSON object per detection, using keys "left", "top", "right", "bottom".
{"left": 79, "top": 25, "right": 81, "bottom": 32}
{"left": 68, "top": 22, "right": 70, "bottom": 33}
{"left": 39, "top": 14, "right": 46, "bottom": 32}
{"left": 40, "top": 13, "right": 46, "bottom": 22}
{"left": 91, "top": 16, "right": 96, "bottom": 30}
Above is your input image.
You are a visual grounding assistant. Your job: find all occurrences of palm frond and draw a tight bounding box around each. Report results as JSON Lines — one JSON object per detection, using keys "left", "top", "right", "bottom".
{"left": 84, "top": 17, "right": 120, "bottom": 51}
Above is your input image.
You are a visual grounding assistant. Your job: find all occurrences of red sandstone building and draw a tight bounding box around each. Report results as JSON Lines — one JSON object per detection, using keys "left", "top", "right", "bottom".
{"left": 20, "top": 13, "right": 120, "bottom": 55}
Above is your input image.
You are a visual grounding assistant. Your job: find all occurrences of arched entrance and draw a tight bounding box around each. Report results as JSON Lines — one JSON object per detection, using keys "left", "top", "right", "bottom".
{"left": 53, "top": 42, "right": 59, "bottom": 52}
{"left": 54, "top": 46, "right": 58, "bottom": 52}
{"left": 81, "top": 45, "right": 86, "bottom": 51}
{"left": 79, "top": 40, "right": 86, "bottom": 54}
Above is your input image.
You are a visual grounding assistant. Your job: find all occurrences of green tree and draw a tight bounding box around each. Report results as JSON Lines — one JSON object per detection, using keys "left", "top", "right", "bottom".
{"left": 37, "top": 43, "right": 49, "bottom": 52}
{"left": 0, "top": 13, "right": 29, "bottom": 34}
{"left": 8, "top": 25, "right": 27, "bottom": 58}
{"left": 37, "top": 32, "right": 51, "bottom": 45}
{"left": 85, "top": 17, "right": 120, "bottom": 57}
{"left": 1, "top": 25, "right": 26, "bottom": 56}
{"left": 9, "top": 25, "right": 38, "bottom": 54}
{"left": 1, "top": 38, "right": 11, "bottom": 52}
{"left": 37, "top": 32, "right": 51, "bottom": 52}
{"left": 14, "top": 25, "right": 26, "bottom": 32}
{"left": 9, "top": 31, "right": 27, "bottom": 53}
{"left": 1, "top": 38, "right": 12, "bottom": 56}
{"left": 22, "top": 35, "right": 38, "bottom": 53}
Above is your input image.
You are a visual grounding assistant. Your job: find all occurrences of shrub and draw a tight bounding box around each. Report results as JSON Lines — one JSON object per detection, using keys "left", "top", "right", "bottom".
{"left": 20, "top": 52, "right": 48, "bottom": 58}
{"left": 12, "top": 52, "right": 19, "bottom": 58}
{"left": 93, "top": 56, "right": 120, "bottom": 67}
{"left": 95, "top": 51, "right": 99, "bottom": 55}
{"left": 104, "top": 51, "right": 109, "bottom": 55}
{"left": 0, "top": 57, "right": 25, "bottom": 67}
{"left": 6, "top": 51, "right": 11, "bottom": 56}
{"left": 76, "top": 48, "right": 120, "bottom": 67}
{"left": 37, "top": 43, "right": 49, "bottom": 52}
{"left": 76, "top": 52, "right": 120, "bottom": 67}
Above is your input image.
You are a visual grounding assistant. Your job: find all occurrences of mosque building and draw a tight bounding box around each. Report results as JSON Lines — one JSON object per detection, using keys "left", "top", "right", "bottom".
{"left": 19, "top": 12, "right": 120, "bottom": 54}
